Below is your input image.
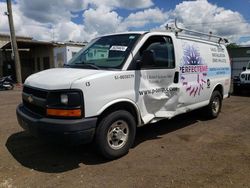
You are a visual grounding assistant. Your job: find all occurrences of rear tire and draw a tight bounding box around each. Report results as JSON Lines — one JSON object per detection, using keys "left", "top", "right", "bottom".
{"left": 206, "top": 90, "right": 222, "bottom": 119}
{"left": 7, "top": 84, "right": 14, "bottom": 90}
{"left": 95, "top": 110, "right": 136, "bottom": 159}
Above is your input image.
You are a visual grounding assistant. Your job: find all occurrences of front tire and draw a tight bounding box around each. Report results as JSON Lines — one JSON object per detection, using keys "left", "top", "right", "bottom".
{"left": 95, "top": 110, "right": 136, "bottom": 159}
{"left": 206, "top": 90, "right": 222, "bottom": 119}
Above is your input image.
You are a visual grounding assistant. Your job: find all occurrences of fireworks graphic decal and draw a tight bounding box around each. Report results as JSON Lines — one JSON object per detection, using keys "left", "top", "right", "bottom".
{"left": 183, "top": 45, "right": 203, "bottom": 65}
{"left": 180, "top": 45, "right": 208, "bottom": 97}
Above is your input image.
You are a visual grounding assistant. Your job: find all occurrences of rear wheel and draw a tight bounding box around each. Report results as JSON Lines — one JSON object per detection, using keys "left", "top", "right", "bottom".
{"left": 7, "top": 83, "right": 14, "bottom": 90}
{"left": 206, "top": 90, "right": 222, "bottom": 119}
{"left": 95, "top": 110, "right": 136, "bottom": 159}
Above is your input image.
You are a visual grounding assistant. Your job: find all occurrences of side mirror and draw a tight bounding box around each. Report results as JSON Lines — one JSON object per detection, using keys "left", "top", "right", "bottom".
{"left": 141, "top": 50, "right": 156, "bottom": 67}
{"left": 135, "top": 59, "right": 141, "bottom": 70}
{"left": 242, "top": 67, "right": 246, "bottom": 71}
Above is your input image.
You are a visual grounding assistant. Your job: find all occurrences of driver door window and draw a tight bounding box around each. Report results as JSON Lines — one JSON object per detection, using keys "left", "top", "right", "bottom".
{"left": 138, "top": 36, "right": 175, "bottom": 69}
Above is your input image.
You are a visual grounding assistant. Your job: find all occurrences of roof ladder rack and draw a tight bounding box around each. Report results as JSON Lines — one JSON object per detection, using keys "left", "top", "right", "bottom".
{"left": 172, "top": 19, "right": 228, "bottom": 44}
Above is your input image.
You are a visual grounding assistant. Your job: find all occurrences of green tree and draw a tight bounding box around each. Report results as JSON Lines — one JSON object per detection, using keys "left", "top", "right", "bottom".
{"left": 227, "top": 43, "right": 239, "bottom": 49}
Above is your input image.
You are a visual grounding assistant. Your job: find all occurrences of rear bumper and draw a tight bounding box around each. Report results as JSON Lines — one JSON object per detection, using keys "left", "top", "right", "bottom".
{"left": 16, "top": 104, "right": 97, "bottom": 144}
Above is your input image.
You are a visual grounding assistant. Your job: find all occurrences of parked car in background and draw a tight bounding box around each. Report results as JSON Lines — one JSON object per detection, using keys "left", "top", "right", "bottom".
{"left": 234, "top": 61, "right": 250, "bottom": 94}
{"left": 0, "top": 75, "right": 14, "bottom": 90}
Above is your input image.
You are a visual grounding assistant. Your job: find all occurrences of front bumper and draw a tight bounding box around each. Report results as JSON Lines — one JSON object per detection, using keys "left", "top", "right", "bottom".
{"left": 234, "top": 82, "right": 250, "bottom": 90}
{"left": 16, "top": 104, "right": 97, "bottom": 144}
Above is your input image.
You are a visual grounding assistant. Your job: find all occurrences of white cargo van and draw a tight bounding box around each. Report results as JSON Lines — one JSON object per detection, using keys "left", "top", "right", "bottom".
{"left": 17, "top": 24, "right": 231, "bottom": 159}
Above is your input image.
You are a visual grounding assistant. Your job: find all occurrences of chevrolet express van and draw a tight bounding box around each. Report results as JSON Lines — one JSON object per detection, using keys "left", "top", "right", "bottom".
{"left": 17, "top": 26, "right": 231, "bottom": 159}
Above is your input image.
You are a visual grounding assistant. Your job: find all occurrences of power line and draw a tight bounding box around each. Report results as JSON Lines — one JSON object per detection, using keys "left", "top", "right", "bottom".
{"left": 180, "top": 19, "right": 250, "bottom": 27}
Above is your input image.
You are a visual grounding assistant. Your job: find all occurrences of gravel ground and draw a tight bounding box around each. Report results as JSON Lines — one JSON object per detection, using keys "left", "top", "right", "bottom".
{"left": 0, "top": 89, "right": 250, "bottom": 188}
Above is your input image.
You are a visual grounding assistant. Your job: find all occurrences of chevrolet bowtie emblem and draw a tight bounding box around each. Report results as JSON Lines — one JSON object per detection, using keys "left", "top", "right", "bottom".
{"left": 27, "top": 95, "right": 34, "bottom": 103}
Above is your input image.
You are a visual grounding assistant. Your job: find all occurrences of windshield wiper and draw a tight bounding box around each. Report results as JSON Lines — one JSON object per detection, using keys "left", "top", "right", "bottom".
{"left": 63, "top": 64, "right": 70, "bottom": 67}
{"left": 68, "top": 63, "right": 101, "bottom": 70}
{"left": 81, "top": 63, "right": 101, "bottom": 70}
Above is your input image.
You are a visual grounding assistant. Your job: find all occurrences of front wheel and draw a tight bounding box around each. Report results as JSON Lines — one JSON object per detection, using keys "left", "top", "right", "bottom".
{"left": 7, "top": 84, "right": 14, "bottom": 90}
{"left": 206, "top": 90, "right": 222, "bottom": 119}
{"left": 95, "top": 110, "right": 136, "bottom": 159}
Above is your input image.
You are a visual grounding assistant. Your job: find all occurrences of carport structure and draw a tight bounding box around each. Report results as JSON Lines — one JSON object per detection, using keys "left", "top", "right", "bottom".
{"left": 1, "top": 39, "right": 54, "bottom": 82}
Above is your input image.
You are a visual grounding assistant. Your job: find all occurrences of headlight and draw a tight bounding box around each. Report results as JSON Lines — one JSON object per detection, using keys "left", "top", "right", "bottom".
{"left": 60, "top": 94, "right": 68, "bottom": 105}
{"left": 241, "top": 74, "right": 245, "bottom": 79}
{"left": 47, "top": 90, "right": 83, "bottom": 118}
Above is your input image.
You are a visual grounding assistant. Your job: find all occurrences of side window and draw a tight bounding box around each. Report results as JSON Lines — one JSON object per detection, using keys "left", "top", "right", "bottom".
{"left": 138, "top": 36, "right": 175, "bottom": 69}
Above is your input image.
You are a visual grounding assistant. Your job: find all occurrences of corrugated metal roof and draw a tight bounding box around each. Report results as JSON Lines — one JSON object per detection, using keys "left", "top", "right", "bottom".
{"left": 0, "top": 33, "right": 32, "bottom": 41}
{"left": 0, "top": 41, "right": 9, "bottom": 48}
{"left": 1, "top": 40, "right": 54, "bottom": 49}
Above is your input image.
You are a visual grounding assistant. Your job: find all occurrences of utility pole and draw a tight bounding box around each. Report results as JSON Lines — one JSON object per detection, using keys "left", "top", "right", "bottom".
{"left": 6, "top": 0, "right": 22, "bottom": 84}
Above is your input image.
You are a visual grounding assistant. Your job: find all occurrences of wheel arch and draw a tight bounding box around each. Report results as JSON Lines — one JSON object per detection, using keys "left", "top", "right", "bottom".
{"left": 211, "top": 83, "right": 223, "bottom": 98}
{"left": 97, "top": 99, "right": 141, "bottom": 126}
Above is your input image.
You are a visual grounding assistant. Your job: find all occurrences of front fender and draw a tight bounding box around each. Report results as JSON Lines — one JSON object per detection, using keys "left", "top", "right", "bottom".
{"left": 97, "top": 98, "right": 142, "bottom": 126}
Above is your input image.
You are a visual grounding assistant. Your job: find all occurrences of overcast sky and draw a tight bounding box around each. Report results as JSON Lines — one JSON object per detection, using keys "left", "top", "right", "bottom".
{"left": 0, "top": 0, "right": 250, "bottom": 45}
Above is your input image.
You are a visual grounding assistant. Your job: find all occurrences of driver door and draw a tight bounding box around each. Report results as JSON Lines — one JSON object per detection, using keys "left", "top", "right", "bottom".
{"left": 133, "top": 35, "right": 178, "bottom": 123}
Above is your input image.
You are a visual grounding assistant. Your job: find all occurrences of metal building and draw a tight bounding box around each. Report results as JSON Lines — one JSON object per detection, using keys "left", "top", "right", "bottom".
{"left": 228, "top": 46, "right": 250, "bottom": 78}
{"left": 0, "top": 33, "right": 86, "bottom": 82}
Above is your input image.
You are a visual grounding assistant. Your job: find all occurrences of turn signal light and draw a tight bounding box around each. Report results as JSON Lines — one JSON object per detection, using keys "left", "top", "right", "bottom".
{"left": 47, "top": 108, "right": 82, "bottom": 117}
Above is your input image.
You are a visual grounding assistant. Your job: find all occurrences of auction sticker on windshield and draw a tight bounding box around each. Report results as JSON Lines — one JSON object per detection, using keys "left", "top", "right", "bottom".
{"left": 110, "top": 46, "right": 128, "bottom": 51}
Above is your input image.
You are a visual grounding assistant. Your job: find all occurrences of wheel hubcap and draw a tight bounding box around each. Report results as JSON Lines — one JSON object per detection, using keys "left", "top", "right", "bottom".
{"left": 107, "top": 120, "right": 129, "bottom": 150}
{"left": 212, "top": 97, "right": 220, "bottom": 114}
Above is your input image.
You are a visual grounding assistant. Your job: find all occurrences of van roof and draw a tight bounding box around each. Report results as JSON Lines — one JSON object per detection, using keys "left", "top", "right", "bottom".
{"left": 100, "top": 31, "right": 226, "bottom": 45}
{"left": 101, "top": 31, "right": 181, "bottom": 37}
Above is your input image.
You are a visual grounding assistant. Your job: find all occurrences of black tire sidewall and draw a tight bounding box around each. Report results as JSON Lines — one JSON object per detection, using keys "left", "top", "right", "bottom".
{"left": 208, "top": 91, "right": 222, "bottom": 118}
{"left": 95, "top": 110, "right": 136, "bottom": 159}
{"left": 10, "top": 84, "right": 14, "bottom": 90}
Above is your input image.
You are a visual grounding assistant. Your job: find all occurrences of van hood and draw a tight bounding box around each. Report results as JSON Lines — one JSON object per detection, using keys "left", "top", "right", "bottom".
{"left": 241, "top": 69, "right": 250, "bottom": 74}
{"left": 25, "top": 68, "right": 105, "bottom": 90}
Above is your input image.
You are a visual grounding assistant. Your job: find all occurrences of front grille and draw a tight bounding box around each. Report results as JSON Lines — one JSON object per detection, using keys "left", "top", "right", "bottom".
{"left": 243, "top": 74, "right": 249, "bottom": 81}
{"left": 22, "top": 86, "right": 48, "bottom": 116}
{"left": 23, "top": 86, "right": 48, "bottom": 98}
{"left": 247, "top": 74, "right": 250, "bottom": 81}
{"left": 23, "top": 100, "right": 46, "bottom": 116}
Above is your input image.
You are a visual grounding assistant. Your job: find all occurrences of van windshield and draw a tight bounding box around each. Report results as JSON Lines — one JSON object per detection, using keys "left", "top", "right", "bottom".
{"left": 67, "top": 34, "right": 141, "bottom": 69}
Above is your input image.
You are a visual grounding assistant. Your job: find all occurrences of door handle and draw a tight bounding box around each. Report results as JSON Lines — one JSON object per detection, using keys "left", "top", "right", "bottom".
{"left": 174, "top": 71, "right": 179, "bottom": 83}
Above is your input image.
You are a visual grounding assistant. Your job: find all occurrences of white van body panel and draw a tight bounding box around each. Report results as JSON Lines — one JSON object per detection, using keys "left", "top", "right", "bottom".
{"left": 177, "top": 36, "right": 231, "bottom": 105}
